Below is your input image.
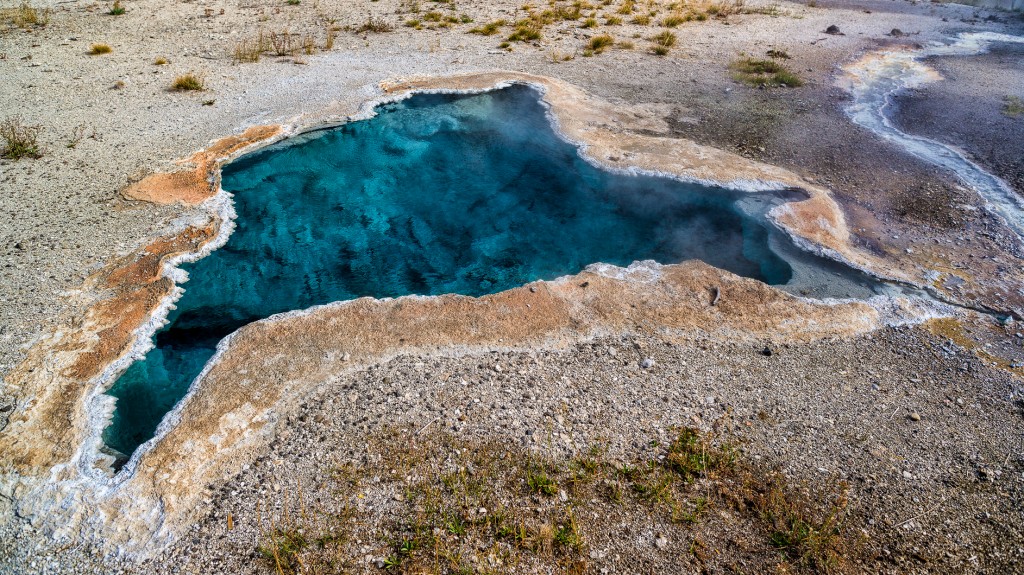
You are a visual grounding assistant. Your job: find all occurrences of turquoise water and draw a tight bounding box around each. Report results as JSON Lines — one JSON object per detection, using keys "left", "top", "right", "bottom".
{"left": 101, "top": 85, "right": 876, "bottom": 461}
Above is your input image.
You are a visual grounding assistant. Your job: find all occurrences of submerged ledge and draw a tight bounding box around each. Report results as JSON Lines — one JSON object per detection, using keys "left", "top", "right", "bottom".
{"left": 0, "top": 72, "right": 948, "bottom": 556}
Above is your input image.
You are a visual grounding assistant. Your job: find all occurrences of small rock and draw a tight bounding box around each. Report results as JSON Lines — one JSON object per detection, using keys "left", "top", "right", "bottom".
{"left": 655, "top": 535, "right": 668, "bottom": 549}
{"left": 640, "top": 358, "right": 655, "bottom": 369}
{"left": 909, "top": 412, "right": 921, "bottom": 422}
{"left": 889, "top": 28, "right": 904, "bottom": 37}
{"left": 825, "top": 24, "right": 842, "bottom": 35}
{"left": 761, "top": 347, "right": 773, "bottom": 357}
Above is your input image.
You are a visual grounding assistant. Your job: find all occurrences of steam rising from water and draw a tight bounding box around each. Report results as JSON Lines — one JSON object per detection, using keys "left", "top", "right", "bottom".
{"left": 841, "top": 32, "right": 1024, "bottom": 238}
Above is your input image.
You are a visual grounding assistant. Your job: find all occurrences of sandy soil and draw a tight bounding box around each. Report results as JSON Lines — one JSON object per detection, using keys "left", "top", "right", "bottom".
{"left": 2, "top": 0, "right": 1024, "bottom": 573}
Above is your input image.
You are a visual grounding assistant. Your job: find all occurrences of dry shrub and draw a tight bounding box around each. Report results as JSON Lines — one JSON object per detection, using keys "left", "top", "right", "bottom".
{"left": 4, "top": 2, "right": 50, "bottom": 28}
{"left": 0, "top": 116, "right": 42, "bottom": 159}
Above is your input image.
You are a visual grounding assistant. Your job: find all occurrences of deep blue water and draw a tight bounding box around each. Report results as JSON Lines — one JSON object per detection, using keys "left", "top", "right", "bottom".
{"left": 101, "top": 85, "right": 874, "bottom": 460}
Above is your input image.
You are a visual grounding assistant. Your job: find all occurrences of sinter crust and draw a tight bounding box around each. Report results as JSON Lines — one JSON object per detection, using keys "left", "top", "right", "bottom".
{"left": 0, "top": 72, "right": 916, "bottom": 556}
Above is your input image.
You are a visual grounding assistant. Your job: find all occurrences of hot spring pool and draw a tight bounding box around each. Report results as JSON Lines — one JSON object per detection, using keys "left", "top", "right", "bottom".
{"left": 101, "top": 84, "right": 887, "bottom": 462}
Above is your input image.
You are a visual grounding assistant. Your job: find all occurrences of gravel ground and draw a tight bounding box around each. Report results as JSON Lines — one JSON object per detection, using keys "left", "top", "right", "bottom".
{"left": 7, "top": 325, "right": 1021, "bottom": 574}
{"left": 3, "top": 0, "right": 1024, "bottom": 573}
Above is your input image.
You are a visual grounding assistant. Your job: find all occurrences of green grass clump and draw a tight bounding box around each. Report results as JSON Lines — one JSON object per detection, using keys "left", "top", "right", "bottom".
{"left": 257, "top": 529, "right": 308, "bottom": 573}
{"left": 662, "top": 14, "right": 684, "bottom": 27}
{"left": 652, "top": 30, "right": 676, "bottom": 47}
{"left": 0, "top": 116, "right": 42, "bottom": 160}
{"left": 507, "top": 22, "right": 541, "bottom": 42}
{"left": 664, "top": 428, "right": 736, "bottom": 481}
{"left": 242, "top": 425, "right": 860, "bottom": 574}
{"left": 730, "top": 58, "right": 803, "bottom": 87}
{"left": 108, "top": 0, "right": 125, "bottom": 15}
{"left": 588, "top": 33, "right": 615, "bottom": 54}
{"left": 758, "top": 473, "right": 850, "bottom": 572}
{"left": 468, "top": 19, "right": 505, "bottom": 35}
{"left": 527, "top": 468, "right": 559, "bottom": 495}
{"left": 650, "top": 30, "right": 676, "bottom": 54}
{"left": 1004, "top": 95, "right": 1024, "bottom": 118}
{"left": 171, "top": 73, "right": 205, "bottom": 91}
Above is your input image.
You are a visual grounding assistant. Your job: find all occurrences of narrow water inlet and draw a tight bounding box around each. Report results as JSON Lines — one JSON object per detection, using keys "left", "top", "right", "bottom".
{"left": 841, "top": 31, "right": 1024, "bottom": 239}
{"left": 100, "top": 84, "right": 888, "bottom": 463}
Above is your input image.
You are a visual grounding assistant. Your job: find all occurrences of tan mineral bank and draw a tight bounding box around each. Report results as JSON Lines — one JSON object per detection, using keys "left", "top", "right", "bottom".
{"left": 1, "top": 1, "right": 1023, "bottom": 574}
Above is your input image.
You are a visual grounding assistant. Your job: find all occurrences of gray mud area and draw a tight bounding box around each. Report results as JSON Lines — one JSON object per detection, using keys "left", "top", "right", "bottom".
{"left": 891, "top": 42, "right": 1024, "bottom": 198}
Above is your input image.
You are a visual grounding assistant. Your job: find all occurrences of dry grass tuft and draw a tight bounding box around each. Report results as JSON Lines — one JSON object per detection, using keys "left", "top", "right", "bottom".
{"left": 233, "top": 37, "right": 263, "bottom": 63}
{"left": 3, "top": 2, "right": 50, "bottom": 28}
{"left": 171, "top": 72, "right": 205, "bottom": 91}
{"left": 587, "top": 33, "right": 615, "bottom": 54}
{"left": 507, "top": 20, "right": 542, "bottom": 42}
{"left": 89, "top": 43, "right": 112, "bottom": 55}
{"left": 468, "top": 19, "right": 506, "bottom": 35}
{"left": 357, "top": 16, "right": 393, "bottom": 33}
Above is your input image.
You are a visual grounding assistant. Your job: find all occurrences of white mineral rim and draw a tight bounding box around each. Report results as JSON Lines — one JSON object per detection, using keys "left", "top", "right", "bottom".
{"left": 15, "top": 78, "right": 957, "bottom": 558}
{"left": 840, "top": 31, "right": 1024, "bottom": 240}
